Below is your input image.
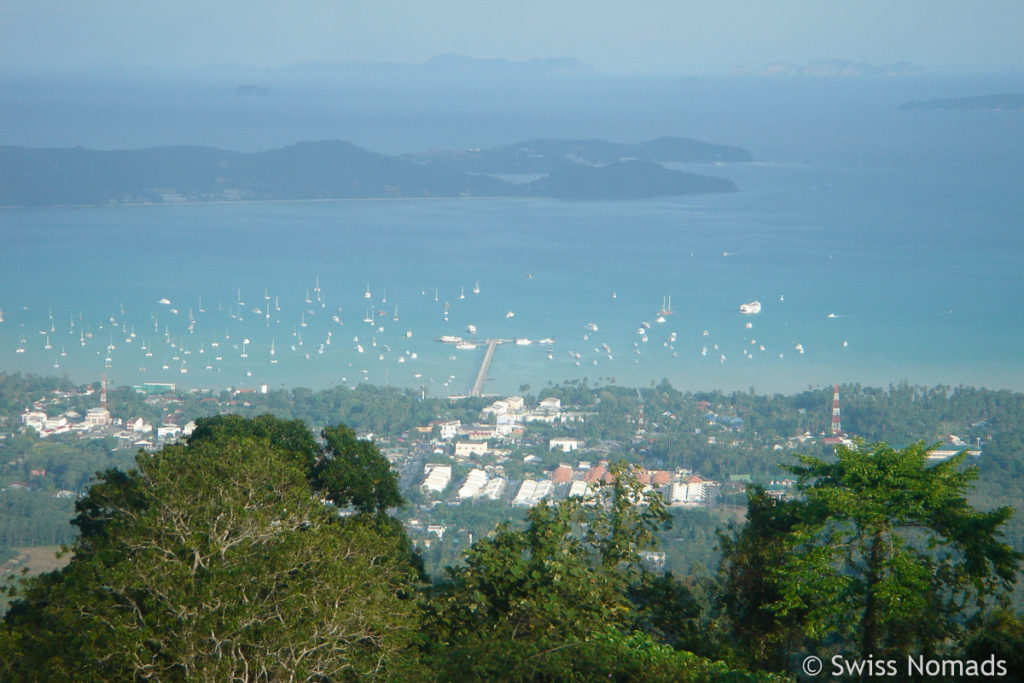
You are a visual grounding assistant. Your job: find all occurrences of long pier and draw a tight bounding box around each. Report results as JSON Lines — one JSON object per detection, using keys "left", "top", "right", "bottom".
{"left": 470, "top": 338, "right": 500, "bottom": 397}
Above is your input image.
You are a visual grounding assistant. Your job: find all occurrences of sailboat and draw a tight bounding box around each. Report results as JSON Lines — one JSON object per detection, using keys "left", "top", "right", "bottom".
{"left": 658, "top": 295, "right": 674, "bottom": 317}
{"left": 270, "top": 340, "right": 278, "bottom": 364}
{"left": 472, "top": 281, "right": 480, "bottom": 294}
{"left": 393, "top": 304, "right": 399, "bottom": 322}
{"left": 459, "top": 286, "right": 465, "bottom": 300}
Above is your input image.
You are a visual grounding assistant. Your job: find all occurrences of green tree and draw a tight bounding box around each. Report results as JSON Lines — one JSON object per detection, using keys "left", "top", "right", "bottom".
{"left": 718, "top": 488, "right": 808, "bottom": 670}
{"left": 426, "top": 463, "right": 669, "bottom": 680}
{"left": 427, "top": 463, "right": 780, "bottom": 680}
{"left": 317, "top": 423, "right": 404, "bottom": 515}
{"left": 721, "top": 442, "right": 1021, "bottom": 667}
{"left": 1, "top": 424, "right": 425, "bottom": 681}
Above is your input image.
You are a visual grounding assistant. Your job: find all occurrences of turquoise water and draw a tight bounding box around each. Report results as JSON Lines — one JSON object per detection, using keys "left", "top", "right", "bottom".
{"left": 1, "top": 76, "right": 1022, "bottom": 395}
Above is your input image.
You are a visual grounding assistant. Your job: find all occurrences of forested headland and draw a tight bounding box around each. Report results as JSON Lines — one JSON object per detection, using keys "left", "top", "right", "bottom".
{"left": 0, "top": 136, "right": 744, "bottom": 206}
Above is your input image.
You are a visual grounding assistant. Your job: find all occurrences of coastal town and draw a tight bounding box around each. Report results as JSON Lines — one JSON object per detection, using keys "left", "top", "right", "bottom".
{"left": 2, "top": 373, "right": 989, "bottom": 576}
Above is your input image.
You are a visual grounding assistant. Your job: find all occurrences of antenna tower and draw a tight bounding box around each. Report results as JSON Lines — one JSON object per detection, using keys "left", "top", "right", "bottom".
{"left": 101, "top": 373, "right": 108, "bottom": 411}
{"left": 830, "top": 383, "right": 842, "bottom": 435}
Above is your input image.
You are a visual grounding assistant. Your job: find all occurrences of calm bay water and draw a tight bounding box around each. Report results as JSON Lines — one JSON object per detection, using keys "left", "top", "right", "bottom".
{"left": 1, "top": 74, "right": 1022, "bottom": 395}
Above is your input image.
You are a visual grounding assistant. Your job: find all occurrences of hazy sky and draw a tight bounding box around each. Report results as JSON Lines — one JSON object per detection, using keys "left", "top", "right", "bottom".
{"left": 2, "top": 0, "right": 1022, "bottom": 74}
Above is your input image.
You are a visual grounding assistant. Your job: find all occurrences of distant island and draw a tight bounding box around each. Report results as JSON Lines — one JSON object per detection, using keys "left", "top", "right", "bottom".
{"left": 899, "top": 94, "right": 1024, "bottom": 111}
{"left": 731, "top": 59, "right": 921, "bottom": 77}
{"left": 0, "top": 137, "right": 746, "bottom": 206}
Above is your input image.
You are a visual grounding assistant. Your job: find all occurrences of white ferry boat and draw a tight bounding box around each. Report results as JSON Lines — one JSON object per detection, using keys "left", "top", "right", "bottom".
{"left": 739, "top": 300, "right": 762, "bottom": 314}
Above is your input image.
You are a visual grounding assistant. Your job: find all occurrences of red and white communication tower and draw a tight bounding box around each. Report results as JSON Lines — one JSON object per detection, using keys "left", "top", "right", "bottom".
{"left": 823, "top": 383, "right": 845, "bottom": 445}
{"left": 830, "top": 383, "right": 842, "bottom": 436}
{"left": 101, "top": 373, "right": 108, "bottom": 411}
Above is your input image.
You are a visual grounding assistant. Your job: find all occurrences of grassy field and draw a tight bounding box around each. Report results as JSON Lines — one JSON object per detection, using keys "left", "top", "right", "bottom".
{"left": 12, "top": 545, "right": 70, "bottom": 575}
{"left": 0, "top": 546, "right": 71, "bottom": 614}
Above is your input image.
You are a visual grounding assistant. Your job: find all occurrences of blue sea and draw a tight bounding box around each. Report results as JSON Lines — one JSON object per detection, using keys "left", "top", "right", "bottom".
{"left": 1, "top": 73, "right": 1022, "bottom": 395}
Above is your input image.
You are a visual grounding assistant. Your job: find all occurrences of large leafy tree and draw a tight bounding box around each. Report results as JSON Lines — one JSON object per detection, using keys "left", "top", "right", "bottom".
{"left": 427, "top": 463, "right": 784, "bottom": 681}
{"left": 1, "top": 420, "right": 425, "bottom": 681}
{"left": 721, "top": 441, "right": 1021, "bottom": 666}
{"left": 318, "top": 423, "right": 404, "bottom": 515}
{"left": 718, "top": 488, "right": 809, "bottom": 670}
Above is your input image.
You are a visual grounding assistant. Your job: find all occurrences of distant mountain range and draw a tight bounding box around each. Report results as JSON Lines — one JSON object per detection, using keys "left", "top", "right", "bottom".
{"left": 731, "top": 59, "right": 921, "bottom": 77}
{"left": 90, "top": 54, "right": 597, "bottom": 84}
{"left": 0, "top": 137, "right": 746, "bottom": 206}
{"left": 899, "top": 94, "right": 1024, "bottom": 111}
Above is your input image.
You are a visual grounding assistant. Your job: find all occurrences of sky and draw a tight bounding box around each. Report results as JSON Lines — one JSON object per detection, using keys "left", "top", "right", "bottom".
{"left": 1, "top": 0, "right": 1022, "bottom": 75}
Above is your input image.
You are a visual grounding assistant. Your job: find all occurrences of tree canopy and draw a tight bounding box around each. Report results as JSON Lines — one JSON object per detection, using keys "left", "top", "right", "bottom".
{"left": 1, "top": 418, "right": 425, "bottom": 681}
{"left": 720, "top": 441, "right": 1022, "bottom": 669}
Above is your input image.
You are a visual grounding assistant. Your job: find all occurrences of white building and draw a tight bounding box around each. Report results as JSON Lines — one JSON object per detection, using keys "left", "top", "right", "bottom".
{"left": 513, "top": 479, "right": 555, "bottom": 506}
{"left": 83, "top": 407, "right": 111, "bottom": 428}
{"left": 437, "top": 420, "right": 460, "bottom": 440}
{"left": 670, "top": 481, "right": 707, "bottom": 505}
{"left": 549, "top": 437, "right": 580, "bottom": 452}
{"left": 481, "top": 478, "right": 507, "bottom": 501}
{"left": 157, "top": 424, "right": 182, "bottom": 440}
{"left": 458, "top": 469, "right": 489, "bottom": 499}
{"left": 455, "top": 441, "right": 489, "bottom": 458}
{"left": 422, "top": 464, "right": 452, "bottom": 493}
{"left": 20, "top": 411, "right": 47, "bottom": 432}
{"left": 567, "top": 480, "right": 590, "bottom": 498}
{"left": 504, "top": 396, "right": 525, "bottom": 412}
{"left": 127, "top": 417, "right": 153, "bottom": 433}
{"left": 538, "top": 397, "right": 561, "bottom": 411}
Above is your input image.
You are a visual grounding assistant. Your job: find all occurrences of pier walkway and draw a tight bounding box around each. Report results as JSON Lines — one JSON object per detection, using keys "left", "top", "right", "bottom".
{"left": 470, "top": 338, "right": 500, "bottom": 397}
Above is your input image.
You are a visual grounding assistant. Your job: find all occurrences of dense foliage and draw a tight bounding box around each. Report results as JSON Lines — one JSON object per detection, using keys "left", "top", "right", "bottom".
{"left": 719, "top": 442, "right": 1021, "bottom": 672}
{"left": 0, "top": 420, "right": 425, "bottom": 681}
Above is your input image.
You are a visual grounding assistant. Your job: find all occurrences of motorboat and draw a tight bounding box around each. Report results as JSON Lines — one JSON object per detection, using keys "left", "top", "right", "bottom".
{"left": 739, "top": 300, "right": 762, "bottom": 314}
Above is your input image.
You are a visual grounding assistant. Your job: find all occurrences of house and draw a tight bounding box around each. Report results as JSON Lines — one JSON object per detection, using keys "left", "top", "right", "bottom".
{"left": 429, "top": 420, "right": 460, "bottom": 440}
{"left": 550, "top": 464, "right": 573, "bottom": 483}
{"left": 157, "top": 424, "right": 181, "bottom": 440}
{"left": 504, "top": 396, "right": 525, "bottom": 412}
{"left": 549, "top": 437, "right": 580, "bottom": 452}
{"left": 454, "top": 441, "right": 488, "bottom": 458}
{"left": 538, "top": 397, "right": 561, "bottom": 411}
